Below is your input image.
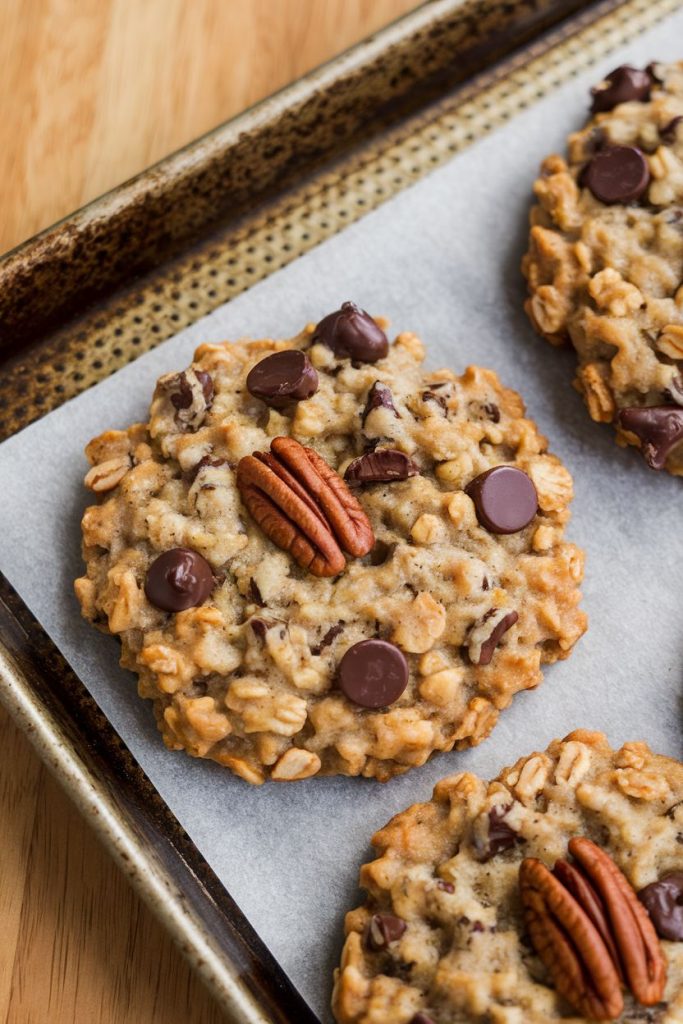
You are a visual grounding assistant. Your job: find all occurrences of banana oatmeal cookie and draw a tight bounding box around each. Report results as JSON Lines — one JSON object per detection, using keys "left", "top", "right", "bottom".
{"left": 75, "top": 304, "right": 586, "bottom": 784}
{"left": 333, "top": 731, "right": 683, "bottom": 1023}
{"left": 522, "top": 61, "right": 683, "bottom": 474}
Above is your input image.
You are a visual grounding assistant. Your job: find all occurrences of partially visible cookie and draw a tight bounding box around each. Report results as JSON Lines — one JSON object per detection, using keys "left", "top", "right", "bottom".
{"left": 75, "top": 304, "right": 586, "bottom": 784}
{"left": 523, "top": 61, "right": 683, "bottom": 474}
{"left": 333, "top": 731, "right": 683, "bottom": 1023}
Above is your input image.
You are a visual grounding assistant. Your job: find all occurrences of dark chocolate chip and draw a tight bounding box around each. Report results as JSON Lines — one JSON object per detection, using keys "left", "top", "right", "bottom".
{"left": 312, "top": 301, "right": 388, "bottom": 363}
{"left": 590, "top": 65, "right": 652, "bottom": 113}
{"left": 250, "top": 618, "right": 269, "bottom": 639}
{"left": 410, "top": 1016, "right": 436, "bottom": 1024}
{"left": 484, "top": 402, "right": 500, "bottom": 423}
{"left": 364, "top": 912, "right": 407, "bottom": 951}
{"left": 338, "top": 639, "right": 408, "bottom": 708}
{"left": 311, "top": 622, "right": 344, "bottom": 656}
{"left": 437, "top": 880, "right": 454, "bottom": 893}
{"left": 465, "top": 466, "right": 537, "bottom": 534}
{"left": 246, "top": 350, "right": 319, "bottom": 408}
{"left": 422, "top": 389, "right": 448, "bottom": 415}
{"left": 368, "top": 539, "right": 396, "bottom": 566}
{"left": 345, "top": 449, "right": 419, "bottom": 486}
{"left": 145, "top": 548, "right": 214, "bottom": 612}
{"left": 247, "top": 578, "right": 264, "bottom": 606}
{"left": 169, "top": 372, "right": 193, "bottom": 409}
{"left": 362, "top": 381, "right": 399, "bottom": 423}
{"left": 584, "top": 145, "right": 650, "bottom": 204}
{"left": 188, "top": 456, "right": 228, "bottom": 483}
{"left": 618, "top": 405, "right": 683, "bottom": 469}
{"left": 646, "top": 61, "right": 664, "bottom": 84}
{"left": 639, "top": 872, "right": 683, "bottom": 941}
{"left": 477, "top": 611, "right": 519, "bottom": 666}
{"left": 661, "top": 116, "right": 683, "bottom": 144}
{"left": 196, "top": 370, "right": 214, "bottom": 406}
{"left": 479, "top": 804, "right": 521, "bottom": 861}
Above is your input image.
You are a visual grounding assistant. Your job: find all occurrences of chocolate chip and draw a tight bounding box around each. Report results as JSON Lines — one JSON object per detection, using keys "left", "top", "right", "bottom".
{"left": 250, "top": 617, "right": 269, "bottom": 639}
{"left": 410, "top": 1016, "right": 436, "bottom": 1024}
{"left": 484, "top": 402, "right": 500, "bottom": 423}
{"left": 639, "top": 872, "right": 683, "bottom": 941}
{"left": 338, "top": 639, "right": 408, "bottom": 708}
{"left": 368, "top": 539, "right": 395, "bottom": 566}
{"left": 196, "top": 370, "right": 214, "bottom": 406}
{"left": 437, "top": 880, "right": 454, "bottom": 893}
{"left": 344, "top": 449, "right": 419, "bottom": 486}
{"left": 246, "top": 350, "right": 319, "bottom": 408}
{"left": 247, "top": 578, "right": 264, "bottom": 606}
{"left": 311, "top": 622, "right": 344, "bottom": 656}
{"left": 590, "top": 65, "right": 652, "bottom": 113}
{"left": 661, "top": 116, "right": 683, "bottom": 144}
{"left": 362, "top": 381, "right": 399, "bottom": 423}
{"left": 312, "top": 301, "right": 389, "bottom": 363}
{"left": 188, "top": 455, "right": 228, "bottom": 483}
{"left": 169, "top": 374, "right": 193, "bottom": 409}
{"left": 145, "top": 548, "right": 214, "bottom": 612}
{"left": 584, "top": 145, "right": 650, "bottom": 205}
{"left": 618, "top": 405, "right": 683, "bottom": 469}
{"left": 364, "top": 912, "right": 407, "bottom": 950}
{"left": 477, "top": 611, "right": 519, "bottom": 666}
{"left": 479, "top": 804, "right": 521, "bottom": 861}
{"left": 465, "top": 466, "right": 537, "bottom": 534}
{"left": 422, "top": 389, "right": 448, "bottom": 415}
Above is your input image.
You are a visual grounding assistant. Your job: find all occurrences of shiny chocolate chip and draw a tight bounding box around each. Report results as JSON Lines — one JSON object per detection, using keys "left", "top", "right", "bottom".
{"left": 465, "top": 466, "right": 537, "bottom": 534}
{"left": 661, "top": 116, "right": 683, "bottom": 144}
{"left": 145, "top": 548, "right": 214, "bottom": 612}
{"left": 312, "top": 301, "right": 388, "bottom": 363}
{"left": 364, "top": 912, "right": 407, "bottom": 951}
{"left": 345, "top": 449, "right": 419, "bottom": 486}
{"left": 196, "top": 370, "right": 214, "bottom": 406}
{"left": 584, "top": 145, "right": 650, "bottom": 204}
{"left": 246, "top": 349, "right": 318, "bottom": 408}
{"left": 362, "top": 381, "right": 399, "bottom": 423}
{"left": 639, "top": 872, "right": 683, "bottom": 941}
{"left": 479, "top": 804, "right": 521, "bottom": 862}
{"left": 618, "top": 405, "right": 683, "bottom": 469}
{"left": 338, "top": 639, "right": 408, "bottom": 708}
{"left": 590, "top": 65, "right": 652, "bottom": 113}
{"left": 478, "top": 610, "right": 519, "bottom": 666}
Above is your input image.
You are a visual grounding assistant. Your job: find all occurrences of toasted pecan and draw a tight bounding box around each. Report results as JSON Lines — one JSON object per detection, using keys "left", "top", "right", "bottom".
{"left": 236, "top": 437, "right": 374, "bottom": 576}
{"left": 569, "top": 837, "right": 667, "bottom": 1007}
{"left": 520, "top": 857, "right": 623, "bottom": 1020}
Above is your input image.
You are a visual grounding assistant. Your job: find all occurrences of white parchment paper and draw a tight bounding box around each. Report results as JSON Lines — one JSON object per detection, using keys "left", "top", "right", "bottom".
{"left": 2, "top": 14, "right": 683, "bottom": 1020}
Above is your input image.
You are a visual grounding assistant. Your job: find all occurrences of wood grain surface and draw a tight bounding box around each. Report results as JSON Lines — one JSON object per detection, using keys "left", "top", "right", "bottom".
{"left": 0, "top": 2, "right": 416, "bottom": 1022}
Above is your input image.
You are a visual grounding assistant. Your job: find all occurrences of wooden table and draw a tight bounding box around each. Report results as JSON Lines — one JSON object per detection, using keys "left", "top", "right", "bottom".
{"left": 0, "top": 3, "right": 416, "bottom": 1020}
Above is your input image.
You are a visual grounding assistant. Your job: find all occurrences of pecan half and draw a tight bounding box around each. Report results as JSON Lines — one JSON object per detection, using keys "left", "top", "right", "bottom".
{"left": 569, "top": 837, "right": 666, "bottom": 1007}
{"left": 236, "top": 437, "right": 374, "bottom": 576}
{"left": 520, "top": 857, "right": 624, "bottom": 1020}
{"left": 520, "top": 838, "right": 667, "bottom": 1021}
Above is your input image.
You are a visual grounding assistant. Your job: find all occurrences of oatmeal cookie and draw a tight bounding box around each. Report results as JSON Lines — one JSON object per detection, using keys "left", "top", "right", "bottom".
{"left": 75, "top": 304, "right": 586, "bottom": 784}
{"left": 522, "top": 61, "right": 683, "bottom": 474}
{"left": 333, "top": 731, "right": 683, "bottom": 1023}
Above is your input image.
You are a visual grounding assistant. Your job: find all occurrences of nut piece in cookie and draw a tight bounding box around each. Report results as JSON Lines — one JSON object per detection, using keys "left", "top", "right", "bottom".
{"left": 75, "top": 322, "right": 586, "bottom": 783}
{"left": 333, "top": 733, "right": 683, "bottom": 1023}
{"left": 522, "top": 60, "right": 683, "bottom": 474}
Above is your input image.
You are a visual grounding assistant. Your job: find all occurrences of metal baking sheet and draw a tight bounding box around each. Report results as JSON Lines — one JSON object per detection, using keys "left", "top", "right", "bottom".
{"left": 1, "top": 10, "right": 682, "bottom": 1021}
